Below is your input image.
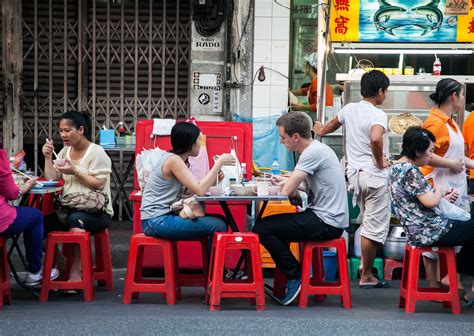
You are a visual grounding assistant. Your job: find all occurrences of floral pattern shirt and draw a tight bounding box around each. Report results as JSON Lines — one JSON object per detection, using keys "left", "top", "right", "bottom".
{"left": 389, "top": 162, "right": 451, "bottom": 246}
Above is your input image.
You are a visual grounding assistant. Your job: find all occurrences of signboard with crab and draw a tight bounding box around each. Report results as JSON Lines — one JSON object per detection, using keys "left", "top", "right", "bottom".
{"left": 330, "top": 0, "right": 474, "bottom": 42}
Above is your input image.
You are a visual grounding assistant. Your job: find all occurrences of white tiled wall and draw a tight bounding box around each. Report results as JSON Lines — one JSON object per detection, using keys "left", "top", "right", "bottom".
{"left": 252, "top": 0, "right": 290, "bottom": 118}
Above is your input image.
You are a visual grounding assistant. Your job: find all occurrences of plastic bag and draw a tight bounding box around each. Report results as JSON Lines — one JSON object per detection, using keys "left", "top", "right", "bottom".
{"left": 135, "top": 147, "right": 167, "bottom": 190}
{"left": 435, "top": 198, "right": 471, "bottom": 221}
{"left": 188, "top": 134, "right": 210, "bottom": 180}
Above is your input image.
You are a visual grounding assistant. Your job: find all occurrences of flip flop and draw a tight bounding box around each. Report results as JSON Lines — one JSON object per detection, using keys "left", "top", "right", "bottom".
{"left": 359, "top": 280, "right": 391, "bottom": 289}
{"left": 60, "top": 289, "right": 81, "bottom": 296}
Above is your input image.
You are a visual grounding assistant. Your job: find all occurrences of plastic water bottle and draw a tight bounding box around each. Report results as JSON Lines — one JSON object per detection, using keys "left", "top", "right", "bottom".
{"left": 271, "top": 157, "right": 280, "bottom": 175}
{"left": 354, "top": 226, "right": 362, "bottom": 258}
{"left": 19, "top": 159, "right": 27, "bottom": 172}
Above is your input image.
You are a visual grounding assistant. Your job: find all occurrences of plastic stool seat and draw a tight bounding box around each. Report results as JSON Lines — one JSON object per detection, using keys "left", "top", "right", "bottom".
{"left": 122, "top": 234, "right": 208, "bottom": 305}
{"left": 399, "top": 244, "right": 460, "bottom": 314}
{"left": 40, "top": 232, "right": 94, "bottom": 302}
{"left": 0, "top": 237, "right": 11, "bottom": 310}
{"left": 206, "top": 233, "right": 265, "bottom": 311}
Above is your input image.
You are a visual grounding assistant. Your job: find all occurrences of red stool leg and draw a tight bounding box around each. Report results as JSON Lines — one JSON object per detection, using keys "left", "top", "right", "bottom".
{"left": 123, "top": 236, "right": 139, "bottom": 304}
{"left": 443, "top": 250, "right": 461, "bottom": 314}
{"left": 80, "top": 236, "right": 95, "bottom": 302}
{"left": 336, "top": 240, "right": 352, "bottom": 308}
{"left": 312, "top": 247, "right": 326, "bottom": 302}
{"left": 1, "top": 238, "right": 11, "bottom": 308}
{"left": 93, "top": 230, "right": 114, "bottom": 291}
{"left": 209, "top": 239, "right": 225, "bottom": 311}
{"left": 399, "top": 244, "right": 410, "bottom": 308}
{"left": 162, "top": 241, "right": 177, "bottom": 305}
{"left": 250, "top": 240, "right": 265, "bottom": 311}
{"left": 405, "top": 248, "right": 421, "bottom": 313}
{"left": 40, "top": 235, "right": 59, "bottom": 302}
{"left": 299, "top": 244, "right": 313, "bottom": 308}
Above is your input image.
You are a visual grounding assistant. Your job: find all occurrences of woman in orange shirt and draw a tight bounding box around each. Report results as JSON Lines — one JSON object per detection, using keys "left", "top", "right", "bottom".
{"left": 290, "top": 52, "right": 334, "bottom": 114}
{"left": 420, "top": 78, "right": 474, "bottom": 303}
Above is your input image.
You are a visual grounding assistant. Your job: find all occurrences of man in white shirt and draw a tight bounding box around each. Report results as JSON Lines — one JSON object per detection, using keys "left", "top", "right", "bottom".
{"left": 314, "top": 70, "right": 391, "bottom": 288}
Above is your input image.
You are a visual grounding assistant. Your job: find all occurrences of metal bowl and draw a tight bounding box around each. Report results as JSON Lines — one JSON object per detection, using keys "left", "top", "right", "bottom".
{"left": 383, "top": 226, "right": 407, "bottom": 261}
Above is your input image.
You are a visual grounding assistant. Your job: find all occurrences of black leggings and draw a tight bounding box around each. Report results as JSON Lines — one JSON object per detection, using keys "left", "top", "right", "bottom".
{"left": 43, "top": 209, "right": 112, "bottom": 238}
{"left": 253, "top": 209, "right": 343, "bottom": 280}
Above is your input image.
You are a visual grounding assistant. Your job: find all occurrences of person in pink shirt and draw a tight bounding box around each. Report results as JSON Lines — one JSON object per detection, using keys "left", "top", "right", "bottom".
{"left": 0, "top": 139, "right": 59, "bottom": 286}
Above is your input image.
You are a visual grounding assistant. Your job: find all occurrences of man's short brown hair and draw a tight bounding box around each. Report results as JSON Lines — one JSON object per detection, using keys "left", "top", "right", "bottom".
{"left": 276, "top": 112, "right": 312, "bottom": 139}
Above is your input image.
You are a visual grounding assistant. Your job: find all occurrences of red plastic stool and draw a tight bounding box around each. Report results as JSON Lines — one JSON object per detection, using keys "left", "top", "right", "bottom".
{"left": 384, "top": 258, "right": 404, "bottom": 280}
{"left": 0, "top": 237, "right": 11, "bottom": 310}
{"left": 122, "top": 234, "right": 208, "bottom": 305}
{"left": 92, "top": 230, "right": 114, "bottom": 291}
{"left": 399, "top": 244, "right": 460, "bottom": 314}
{"left": 40, "top": 232, "right": 94, "bottom": 302}
{"left": 298, "top": 238, "right": 352, "bottom": 308}
{"left": 206, "top": 232, "right": 265, "bottom": 311}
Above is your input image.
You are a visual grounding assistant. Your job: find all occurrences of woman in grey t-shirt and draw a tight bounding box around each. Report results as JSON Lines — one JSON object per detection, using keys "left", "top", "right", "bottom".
{"left": 141, "top": 122, "right": 235, "bottom": 243}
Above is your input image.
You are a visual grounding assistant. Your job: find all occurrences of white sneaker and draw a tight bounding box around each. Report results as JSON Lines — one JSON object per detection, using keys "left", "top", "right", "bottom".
{"left": 25, "top": 268, "right": 60, "bottom": 287}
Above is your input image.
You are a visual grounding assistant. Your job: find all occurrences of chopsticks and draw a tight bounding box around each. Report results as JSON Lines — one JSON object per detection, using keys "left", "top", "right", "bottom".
{"left": 45, "top": 138, "right": 59, "bottom": 159}
{"left": 11, "top": 167, "right": 44, "bottom": 187}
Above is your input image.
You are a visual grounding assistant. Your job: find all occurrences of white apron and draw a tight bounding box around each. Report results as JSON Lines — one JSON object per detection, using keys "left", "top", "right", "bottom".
{"left": 425, "top": 121, "right": 468, "bottom": 210}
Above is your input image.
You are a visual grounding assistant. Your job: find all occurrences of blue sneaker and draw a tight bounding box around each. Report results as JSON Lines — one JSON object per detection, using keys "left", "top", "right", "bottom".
{"left": 280, "top": 279, "right": 301, "bottom": 306}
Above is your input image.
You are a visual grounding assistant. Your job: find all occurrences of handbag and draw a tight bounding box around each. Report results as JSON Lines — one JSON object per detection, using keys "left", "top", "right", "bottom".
{"left": 170, "top": 196, "right": 205, "bottom": 220}
{"left": 59, "top": 190, "right": 109, "bottom": 214}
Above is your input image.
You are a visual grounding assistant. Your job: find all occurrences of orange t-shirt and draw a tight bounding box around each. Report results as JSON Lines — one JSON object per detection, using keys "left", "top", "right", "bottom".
{"left": 300, "top": 79, "right": 334, "bottom": 112}
{"left": 462, "top": 112, "right": 474, "bottom": 179}
{"left": 420, "top": 107, "right": 462, "bottom": 179}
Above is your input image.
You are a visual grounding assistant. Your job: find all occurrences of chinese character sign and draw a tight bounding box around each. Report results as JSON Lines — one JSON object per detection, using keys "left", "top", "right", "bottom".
{"left": 330, "top": 0, "right": 360, "bottom": 42}
{"left": 330, "top": 0, "right": 474, "bottom": 42}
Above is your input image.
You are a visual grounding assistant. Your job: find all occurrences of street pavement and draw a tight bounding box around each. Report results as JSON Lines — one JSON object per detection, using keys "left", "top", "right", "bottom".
{"left": 1, "top": 270, "right": 473, "bottom": 335}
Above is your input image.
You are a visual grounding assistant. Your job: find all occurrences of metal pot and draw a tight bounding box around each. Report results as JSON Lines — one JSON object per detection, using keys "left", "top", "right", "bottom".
{"left": 383, "top": 226, "right": 407, "bottom": 261}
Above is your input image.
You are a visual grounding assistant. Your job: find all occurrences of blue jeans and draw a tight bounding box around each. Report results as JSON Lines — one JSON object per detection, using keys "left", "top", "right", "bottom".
{"left": 1, "top": 207, "right": 44, "bottom": 273}
{"left": 142, "top": 214, "right": 227, "bottom": 241}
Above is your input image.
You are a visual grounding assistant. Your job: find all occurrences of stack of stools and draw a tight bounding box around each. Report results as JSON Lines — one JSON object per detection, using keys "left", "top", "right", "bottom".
{"left": 123, "top": 234, "right": 208, "bottom": 305}
{"left": 399, "top": 244, "right": 460, "bottom": 314}
{"left": 206, "top": 232, "right": 265, "bottom": 311}
{"left": 384, "top": 258, "right": 404, "bottom": 280}
{"left": 0, "top": 237, "right": 11, "bottom": 310}
{"left": 40, "top": 230, "right": 114, "bottom": 302}
{"left": 299, "top": 238, "right": 351, "bottom": 308}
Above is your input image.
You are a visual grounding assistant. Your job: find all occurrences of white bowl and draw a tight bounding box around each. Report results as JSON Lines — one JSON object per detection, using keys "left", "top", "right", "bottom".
{"left": 208, "top": 186, "right": 223, "bottom": 196}
{"left": 53, "top": 159, "right": 67, "bottom": 167}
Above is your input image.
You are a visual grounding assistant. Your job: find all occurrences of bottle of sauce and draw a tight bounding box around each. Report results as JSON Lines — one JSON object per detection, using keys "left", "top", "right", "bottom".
{"left": 433, "top": 57, "right": 441, "bottom": 76}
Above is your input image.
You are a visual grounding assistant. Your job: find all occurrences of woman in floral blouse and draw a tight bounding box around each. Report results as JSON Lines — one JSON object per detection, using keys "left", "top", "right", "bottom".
{"left": 389, "top": 126, "right": 474, "bottom": 306}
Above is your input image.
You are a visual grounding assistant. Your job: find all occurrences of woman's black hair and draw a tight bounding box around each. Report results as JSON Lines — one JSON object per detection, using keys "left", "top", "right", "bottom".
{"left": 170, "top": 122, "right": 200, "bottom": 155}
{"left": 429, "top": 78, "right": 463, "bottom": 107}
{"left": 59, "top": 111, "right": 92, "bottom": 141}
{"left": 400, "top": 126, "right": 436, "bottom": 160}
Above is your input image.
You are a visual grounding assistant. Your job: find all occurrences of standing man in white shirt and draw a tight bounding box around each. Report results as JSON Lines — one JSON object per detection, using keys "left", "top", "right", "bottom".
{"left": 313, "top": 70, "right": 391, "bottom": 288}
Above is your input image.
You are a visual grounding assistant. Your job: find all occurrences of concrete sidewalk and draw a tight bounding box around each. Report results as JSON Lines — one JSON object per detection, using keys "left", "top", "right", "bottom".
{"left": 1, "top": 270, "right": 473, "bottom": 335}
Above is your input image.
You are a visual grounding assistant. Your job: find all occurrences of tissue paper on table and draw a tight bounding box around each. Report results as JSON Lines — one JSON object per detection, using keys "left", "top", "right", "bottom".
{"left": 152, "top": 119, "right": 176, "bottom": 136}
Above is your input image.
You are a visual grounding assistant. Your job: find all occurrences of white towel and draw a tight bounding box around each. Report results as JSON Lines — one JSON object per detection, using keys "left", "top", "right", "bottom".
{"left": 152, "top": 118, "right": 176, "bottom": 136}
